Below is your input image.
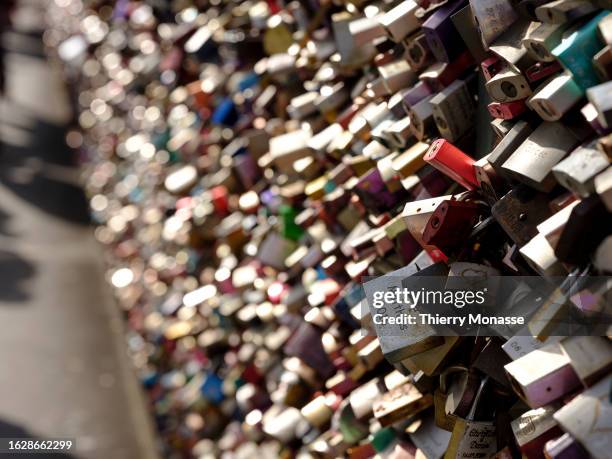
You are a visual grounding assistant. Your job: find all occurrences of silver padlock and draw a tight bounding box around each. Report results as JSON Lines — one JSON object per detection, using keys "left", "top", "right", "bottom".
{"left": 535, "top": 0, "right": 596, "bottom": 24}
{"left": 430, "top": 79, "right": 475, "bottom": 142}
{"left": 552, "top": 142, "right": 610, "bottom": 197}
{"left": 502, "top": 122, "right": 579, "bottom": 192}
{"left": 379, "top": 0, "right": 420, "bottom": 43}
{"left": 486, "top": 66, "right": 532, "bottom": 103}
{"left": 528, "top": 73, "right": 583, "bottom": 122}
{"left": 523, "top": 21, "right": 571, "bottom": 62}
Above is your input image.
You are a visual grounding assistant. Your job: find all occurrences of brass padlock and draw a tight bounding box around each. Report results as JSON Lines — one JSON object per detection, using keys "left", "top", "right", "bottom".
{"left": 445, "top": 376, "right": 498, "bottom": 459}
{"left": 434, "top": 366, "right": 479, "bottom": 432}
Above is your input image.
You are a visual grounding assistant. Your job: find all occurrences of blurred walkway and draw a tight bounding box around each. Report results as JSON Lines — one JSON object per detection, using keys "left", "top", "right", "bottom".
{"left": 0, "top": 2, "right": 159, "bottom": 458}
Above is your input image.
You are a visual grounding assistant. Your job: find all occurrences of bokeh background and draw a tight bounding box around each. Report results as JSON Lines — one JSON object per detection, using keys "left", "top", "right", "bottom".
{"left": 0, "top": 1, "right": 159, "bottom": 458}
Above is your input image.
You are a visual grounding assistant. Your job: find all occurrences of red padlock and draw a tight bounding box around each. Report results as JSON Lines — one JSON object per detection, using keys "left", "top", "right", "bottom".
{"left": 526, "top": 60, "right": 562, "bottom": 84}
{"left": 423, "top": 139, "right": 478, "bottom": 190}
{"left": 422, "top": 200, "right": 482, "bottom": 252}
{"left": 481, "top": 56, "right": 505, "bottom": 81}
{"left": 487, "top": 100, "right": 528, "bottom": 120}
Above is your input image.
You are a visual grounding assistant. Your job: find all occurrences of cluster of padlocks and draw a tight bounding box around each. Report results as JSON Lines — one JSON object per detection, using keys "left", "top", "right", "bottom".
{"left": 45, "top": 0, "right": 611, "bottom": 457}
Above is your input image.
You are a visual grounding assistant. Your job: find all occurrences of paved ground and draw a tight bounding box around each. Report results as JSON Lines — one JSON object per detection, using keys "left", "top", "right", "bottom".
{"left": 0, "top": 2, "right": 160, "bottom": 458}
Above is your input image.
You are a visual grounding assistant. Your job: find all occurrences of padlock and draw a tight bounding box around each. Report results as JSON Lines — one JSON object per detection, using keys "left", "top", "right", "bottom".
{"left": 430, "top": 79, "right": 475, "bottom": 142}
{"left": 444, "top": 376, "right": 498, "bottom": 458}
{"left": 373, "top": 381, "right": 433, "bottom": 427}
{"left": 544, "top": 432, "right": 590, "bottom": 459}
{"left": 370, "top": 119, "right": 398, "bottom": 148}
{"left": 535, "top": 0, "right": 596, "bottom": 24}
{"left": 348, "top": 378, "right": 385, "bottom": 419}
{"left": 599, "top": 11, "right": 612, "bottom": 44}
{"left": 348, "top": 16, "right": 387, "bottom": 48}
{"left": 526, "top": 60, "right": 563, "bottom": 84}
{"left": 332, "top": 12, "right": 377, "bottom": 66}
{"left": 392, "top": 142, "right": 429, "bottom": 179}
{"left": 421, "top": 0, "right": 467, "bottom": 64}
{"left": 365, "top": 256, "right": 444, "bottom": 364}
{"left": 348, "top": 105, "right": 376, "bottom": 141}
{"left": 536, "top": 200, "right": 579, "bottom": 250}
{"left": 433, "top": 366, "right": 479, "bottom": 432}
{"left": 582, "top": 101, "right": 607, "bottom": 136}
{"left": 528, "top": 73, "right": 583, "bottom": 122}
{"left": 486, "top": 66, "right": 532, "bottom": 103}
{"left": 387, "top": 117, "right": 414, "bottom": 149}
{"left": 469, "top": 0, "right": 518, "bottom": 48}
{"left": 560, "top": 336, "right": 612, "bottom": 387}
{"left": 408, "top": 412, "right": 453, "bottom": 459}
{"left": 400, "top": 337, "right": 463, "bottom": 377}
{"left": 587, "top": 81, "right": 612, "bottom": 129}
{"left": 389, "top": 91, "right": 410, "bottom": 118}
{"left": 451, "top": 4, "right": 489, "bottom": 63}
{"left": 504, "top": 341, "right": 582, "bottom": 408}
{"left": 402, "top": 195, "right": 454, "bottom": 248}
{"left": 552, "top": 142, "right": 609, "bottom": 197}
{"left": 423, "top": 139, "right": 478, "bottom": 191}
{"left": 378, "top": 60, "right": 417, "bottom": 94}
{"left": 407, "top": 94, "right": 437, "bottom": 140}
{"left": 490, "top": 118, "right": 516, "bottom": 140}
{"left": 481, "top": 55, "right": 506, "bottom": 81}
{"left": 337, "top": 101, "right": 367, "bottom": 131}
{"left": 379, "top": 0, "right": 420, "bottom": 43}
{"left": 419, "top": 51, "right": 475, "bottom": 91}
{"left": 520, "top": 232, "right": 567, "bottom": 277}
{"left": 501, "top": 122, "right": 580, "bottom": 192}
{"left": 489, "top": 18, "right": 538, "bottom": 71}
{"left": 403, "top": 80, "right": 434, "bottom": 108}
{"left": 329, "top": 134, "right": 357, "bottom": 163}
{"left": 529, "top": 273, "right": 590, "bottom": 340}
{"left": 357, "top": 337, "right": 384, "bottom": 371}
{"left": 353, "top": 167, "right": 402, "bottom": 213}
{"left": 553, "top": 376, "right": 612, "bottom": 459}
{"left": 487, "top": 120, "right": 533, "bottom": 178}
{"left": 284, "top": 322, "right": 335, "bottom": 379}
{"left": 488, "top": 100, "right": 528, "bottom": 120}
{"left": 502, "top": 333, "right": 562, "bottom": 361}
{"left": 511, "top": 404, "right": 563, "bottom": 458}
{"left": 422, "top": 200, "right": 482, "bottom": 253}
{"left": 523, "top": 21, "right": 570, "bottom": 62}
{"left": 552, "top": 11, "right": 610, "bottom": 91}
{"left": 404, "top": 32, "right": 434, "bottom": 71}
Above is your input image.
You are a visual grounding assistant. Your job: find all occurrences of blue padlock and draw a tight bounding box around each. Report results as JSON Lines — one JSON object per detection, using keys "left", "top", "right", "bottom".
{"left": 553, "top": 10, "right": 610, "bottom": 90}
